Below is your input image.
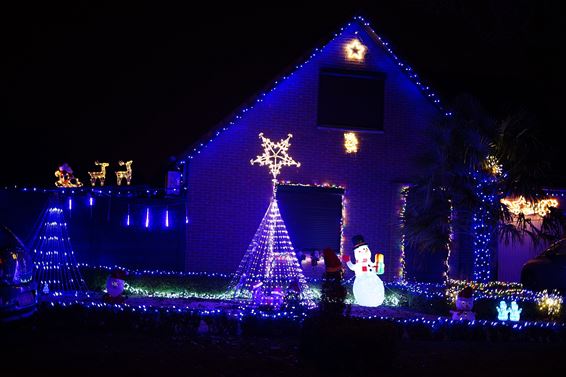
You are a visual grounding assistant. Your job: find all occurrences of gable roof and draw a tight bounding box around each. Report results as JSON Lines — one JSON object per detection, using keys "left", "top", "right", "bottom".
{"left": 177, "top": 15, "right": 451, "bottom": 168}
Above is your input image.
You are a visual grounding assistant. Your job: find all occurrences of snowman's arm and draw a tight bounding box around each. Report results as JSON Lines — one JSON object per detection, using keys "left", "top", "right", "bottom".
{"left": 346, "top": 260, "right": 356, "bottom": 271}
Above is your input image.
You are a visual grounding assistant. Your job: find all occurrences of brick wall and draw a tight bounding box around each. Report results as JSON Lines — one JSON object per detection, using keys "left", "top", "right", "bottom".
{"left": 184, "top": 21, "right": 439, "bottom": 281}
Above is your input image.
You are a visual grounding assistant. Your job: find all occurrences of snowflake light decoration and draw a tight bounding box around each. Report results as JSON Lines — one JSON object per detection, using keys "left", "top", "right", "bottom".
{"left": 250, "top": 133, "right": 300, "bottom": 180}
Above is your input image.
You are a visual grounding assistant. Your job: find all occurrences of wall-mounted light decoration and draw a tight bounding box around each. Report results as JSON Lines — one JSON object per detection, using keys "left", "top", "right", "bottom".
{"left": 500, "top": 196, "right": 558, "bottom": 217}
{"left": 345, "top": 38, "right": 367, "bottom": 61}
{"left": 250, "top": 133, "right": 301, "bottom": 182}
{"left": 344, "top": 132, "right": 359, "bottom": 153}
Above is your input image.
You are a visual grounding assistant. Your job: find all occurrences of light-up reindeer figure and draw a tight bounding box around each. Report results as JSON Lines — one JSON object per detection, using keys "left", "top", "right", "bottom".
{"left": 115, "top": 160, "right": 133, "bottom": 186}
{"left": 88, "top": 161, "right": 109, "bottom": 186}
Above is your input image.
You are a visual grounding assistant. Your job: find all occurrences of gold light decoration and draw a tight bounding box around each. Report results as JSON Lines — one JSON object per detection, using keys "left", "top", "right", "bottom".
{"left": 484, "top": 155, "right": 503, "bottom": 176}
{"left": 345, "top": 39, "right": 367, "bottom": 61}
{"left": 500, "top": 196, "right": 559, "bottom": 217}
{"left": 115, "top": 160, "right": 133, "bottom": 186}
{"left": 54, "top": 163, "right": 83, "bottom": 188}
{"left": 250, "top": 133, "right": 300, "bottom": 182}
{"left": 88, "top": 161, "right": 110, "bottom": 186}
{"left": 537, "top": 292, "right": 562, "bottom": 319}
{"left": 344, "top": 132, "right": 359, "bottom": 153}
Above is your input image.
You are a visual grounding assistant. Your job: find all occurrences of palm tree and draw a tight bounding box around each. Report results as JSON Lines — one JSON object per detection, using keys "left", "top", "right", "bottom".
{"left": 403, "top": 94, "right": 564, "bottom": 283}
{"left": 492, "top": 112, "right": 564, "bottom": 248}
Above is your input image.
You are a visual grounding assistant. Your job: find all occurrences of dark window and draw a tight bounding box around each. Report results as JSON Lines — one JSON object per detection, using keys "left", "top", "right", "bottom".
{"left": 276, "top": 184, "right": 344, "bottom": 254}
{"left": 317, "top": 68, "right": 385, "bottom": 132}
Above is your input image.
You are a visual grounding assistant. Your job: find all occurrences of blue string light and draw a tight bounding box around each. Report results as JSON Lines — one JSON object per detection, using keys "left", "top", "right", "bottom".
{"left": 41, "top": 300, "right": 565, "bottom": 331}
{"left": 471, "top": 170, "right": 502, "bottom": 282}
{"left": 175, "top": 16, "right": 454, "bottom": 186}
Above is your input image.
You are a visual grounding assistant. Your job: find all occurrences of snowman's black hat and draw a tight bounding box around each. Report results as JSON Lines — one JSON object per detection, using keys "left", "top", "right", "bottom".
{"left": 352, "top": 235, "right": 368, "bottom": 249}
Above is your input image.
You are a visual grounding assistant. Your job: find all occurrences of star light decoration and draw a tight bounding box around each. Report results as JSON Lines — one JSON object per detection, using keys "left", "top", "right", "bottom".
{"left": 250, "top": 133, "right": 301, "bottom": 181}
{"left": 345, "top": 38, "right": 367, "bottom": 61}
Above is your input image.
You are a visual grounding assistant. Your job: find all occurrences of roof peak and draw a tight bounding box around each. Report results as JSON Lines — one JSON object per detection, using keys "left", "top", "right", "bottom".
{"left": 177, "top": 15, "right": 450, "bottom": 169}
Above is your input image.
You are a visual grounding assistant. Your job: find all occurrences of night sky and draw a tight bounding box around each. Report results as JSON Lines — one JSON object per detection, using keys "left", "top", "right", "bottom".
{"left": 1, "top": 1, "right": 564, "bottom": 186}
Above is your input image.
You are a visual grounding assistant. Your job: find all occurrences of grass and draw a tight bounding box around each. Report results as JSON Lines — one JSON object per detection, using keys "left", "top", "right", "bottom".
{"left": 79, "top": 265, "right": 565, "bottom": 321}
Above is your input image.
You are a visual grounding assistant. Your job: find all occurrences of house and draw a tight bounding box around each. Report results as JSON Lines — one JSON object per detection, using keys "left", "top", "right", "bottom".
{"left": 178, "top": 16, "right": 448, "bottom": 281}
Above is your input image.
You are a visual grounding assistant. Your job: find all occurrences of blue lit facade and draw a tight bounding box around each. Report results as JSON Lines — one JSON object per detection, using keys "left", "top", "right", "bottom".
{"left": 178, "top": 17, "right": 443, "bottom": 281}
{"left": 0, "top": 188, "right": 187, "bottom": 271}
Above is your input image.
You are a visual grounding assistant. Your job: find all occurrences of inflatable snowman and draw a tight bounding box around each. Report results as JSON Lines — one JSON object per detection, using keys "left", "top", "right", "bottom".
{"left": 344, "top": 235, "right": 385, "bottom": 307}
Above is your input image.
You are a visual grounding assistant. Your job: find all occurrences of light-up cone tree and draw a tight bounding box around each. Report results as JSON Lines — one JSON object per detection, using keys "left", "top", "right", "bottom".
{"left": 228, "top": 133, "right": 314, "bottom": 309}
{"left": 32, "top": 196, "right": 88, "bottom": 296}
